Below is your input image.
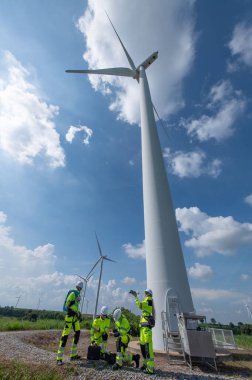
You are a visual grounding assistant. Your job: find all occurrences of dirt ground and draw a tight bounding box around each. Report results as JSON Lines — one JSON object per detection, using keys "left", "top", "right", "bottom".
{"left": 22, "top": 330, "right": 252, "bottom": 379}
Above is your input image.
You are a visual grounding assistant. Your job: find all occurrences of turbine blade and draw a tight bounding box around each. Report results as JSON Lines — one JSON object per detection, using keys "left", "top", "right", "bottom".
{"left": 105, "top": 11, "right": 136, "bottom": 71}
{"left": 137, "top": 51, "right": 158, "bottom": 71}
{"left": 95, "top": 232, "right": 103, "bottom": 257}
{"left": 66, "top": 67, "right": 135, "bottom": 77}
{"left": 87, "top": 257, "right": 102, "bottom": 278}
{"left": 104, "top": 256, "right": 116, "bottom": 263}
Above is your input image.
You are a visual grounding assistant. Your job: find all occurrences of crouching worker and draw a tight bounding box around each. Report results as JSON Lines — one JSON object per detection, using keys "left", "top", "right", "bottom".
{"left": 56, "top": 281, "right": 83, "bottom": 365}
{"left": 112, "top": 308, "right": 140, "bottom": 370}
{"left": 90, "top": 305, "right": 111, "bottom": 357}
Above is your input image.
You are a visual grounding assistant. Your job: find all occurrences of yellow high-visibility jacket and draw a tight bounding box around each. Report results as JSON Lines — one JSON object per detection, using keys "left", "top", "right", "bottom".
{"left": 66, "top": 290, "right": 81, "bottom": 315}
{"left": 136, "top": 295, "right": 153, "bottom": 326}
{"left": 115, "top": 314, "right": 131, "bottom": 337}
{"left": 90, "top": 316, "right": 110, "bottom": 342}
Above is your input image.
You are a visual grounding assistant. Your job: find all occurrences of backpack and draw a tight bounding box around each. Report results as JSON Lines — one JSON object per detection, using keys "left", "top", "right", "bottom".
{"left": 63, "top": 289, "right": 79, "bottom": 313}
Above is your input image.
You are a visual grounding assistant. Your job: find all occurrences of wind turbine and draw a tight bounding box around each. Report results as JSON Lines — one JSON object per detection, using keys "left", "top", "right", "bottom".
{"left": 93, "top": 233, "right": 116, "bottom": 318}
{"left": 66, "top": 14, "right": 194, "bottom": 349}
{"left": 76, "top": 258, "right": 100, "bottom": 314}
{"left": 15, "top": 295, "right": 21, "bottom": 308}
{"left": 244, "top": 304, "right": 252, "bottom": 320}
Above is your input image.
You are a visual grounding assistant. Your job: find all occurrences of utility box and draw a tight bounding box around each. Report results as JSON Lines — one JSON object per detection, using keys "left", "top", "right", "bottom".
{"left": 177, "top": 313, "right": 217, "bottom": 370}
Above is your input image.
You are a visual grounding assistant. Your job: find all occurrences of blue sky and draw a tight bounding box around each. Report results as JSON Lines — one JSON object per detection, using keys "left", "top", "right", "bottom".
{"left": 0, "top": 0, "right": 252, "bottom": 324}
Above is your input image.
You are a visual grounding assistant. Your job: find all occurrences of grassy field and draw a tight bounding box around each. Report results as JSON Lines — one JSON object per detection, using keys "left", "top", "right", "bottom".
{"left": 0, "top": 316, "right": 94, "bottom": 332}
{"left": 0, "top": 316, "right": 65, "bottom": 331}
{"left": 235, "top": 334, "right": 252, "bottom": 349}
{"left": 0, "top": 360, "right": 80, "bottom": 380}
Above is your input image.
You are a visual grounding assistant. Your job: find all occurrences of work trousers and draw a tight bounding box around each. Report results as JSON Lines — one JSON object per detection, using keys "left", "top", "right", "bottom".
{"left": 115, "top": 334, "right": 132, "bottom": 367}
{"left": 139, "top": 326, "right": 154, "bottom": 373}
{"left": 57, "top": 315, "right": 80, "bottom": 361}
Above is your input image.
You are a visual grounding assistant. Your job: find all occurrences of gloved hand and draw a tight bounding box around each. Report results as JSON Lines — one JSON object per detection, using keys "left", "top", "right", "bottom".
{"left": 102, "top": 332, "right": 108, "bottom": 341}
{"left": 77, "top": 312, "right": 82, "bottom": 321}
{"left": 113, "top": 329, "right": 120, "bottom": 338}
{"left": 129, "top": 290, "right": 137, "bottom": 297}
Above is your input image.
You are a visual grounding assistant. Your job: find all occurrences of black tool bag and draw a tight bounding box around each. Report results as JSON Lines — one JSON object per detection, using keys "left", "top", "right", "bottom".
{"left": 87, "top": 345, "right": 101, "bottom": 360}
{"left": 104, "top": 352, "right": 116, "bottom": 364}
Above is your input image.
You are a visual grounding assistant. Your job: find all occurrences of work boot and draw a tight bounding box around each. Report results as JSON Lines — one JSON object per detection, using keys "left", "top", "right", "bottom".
{"left": 70, "top": 355, "right": 82, "bottom": 361}
{"left": 112, "top": 363, "right": 121, "bottom": 370}
{"left": 140, "top": 364, "right": 146, "bottom": 371}
{"left": 56, "top": 360, "right": 63, "bottom": 366}
{"left": 143, "top": 368, "right": 155, "bottom": 375}
{"left": 132, "top": 354, "right": 140, "bottom": 368}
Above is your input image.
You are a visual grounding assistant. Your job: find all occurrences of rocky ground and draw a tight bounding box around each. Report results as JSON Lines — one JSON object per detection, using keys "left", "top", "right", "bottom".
{"left": 0, "top": 330, "right": 251, "bottom": 380}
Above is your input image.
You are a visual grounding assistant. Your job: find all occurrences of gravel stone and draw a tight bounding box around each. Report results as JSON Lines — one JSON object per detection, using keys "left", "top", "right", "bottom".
{"left": 0, "top": 330, "right": 245, "bottom": 380}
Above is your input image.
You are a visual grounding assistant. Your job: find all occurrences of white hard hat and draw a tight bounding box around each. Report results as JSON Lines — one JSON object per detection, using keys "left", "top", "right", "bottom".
{"left": 100, "top": 305, "right": 108, "bottom": 315}
{"left": 145, "top": 288, "right": 153, "bottom": 296}
{"left": 76, "top": 281, "right": 83, "bottom": 290}
{"left": 113, "top": 308, "right": 121, "bottom": 321}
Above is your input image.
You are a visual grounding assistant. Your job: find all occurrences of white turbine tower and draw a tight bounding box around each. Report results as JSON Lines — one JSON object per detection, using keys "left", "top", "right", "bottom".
{"left": 66, "top": 15, "right": 194, "bottom": 349}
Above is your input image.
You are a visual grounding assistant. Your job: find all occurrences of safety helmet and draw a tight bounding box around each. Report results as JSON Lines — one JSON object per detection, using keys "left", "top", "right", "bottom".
{"left": 113, "top": 308, "right": 121, "bottom": 321}
{"left": 145, "top": 288, "right": 153, "bottom": 296}
{"left": 100, "top": 305, "right": 108, "bottom": 316}
{"left": 76, "top": 281, "right": 84, "bottom": 290}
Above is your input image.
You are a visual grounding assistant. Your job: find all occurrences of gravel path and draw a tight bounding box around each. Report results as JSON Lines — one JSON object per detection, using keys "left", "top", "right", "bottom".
{"left": 0, "top": 330, "right": 246, "bottom": 380}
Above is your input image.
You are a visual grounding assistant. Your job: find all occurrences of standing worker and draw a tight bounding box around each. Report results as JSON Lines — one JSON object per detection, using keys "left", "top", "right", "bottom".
{"left": 56, "top": 281, "right": 83, "bottom": 365}
{"left": 112, "top": 308, "right": 140, "bottom": 370}
{"left": 90, "top": 305, "right": 111, "bottom": 357}
{"left": 129, "top": 289, "right": 155, "bottom": 374}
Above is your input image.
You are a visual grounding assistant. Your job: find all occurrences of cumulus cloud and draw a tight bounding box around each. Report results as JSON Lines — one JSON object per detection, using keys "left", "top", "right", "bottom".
{"left": 77, "top": 0, "right": 196, "bottom": 124}
{"left": 181, "top": 80, "right": 246, "bottom": 142}
{"left": 163, "top": 148, "right": 222, "bottom": 178}
{"left": 121, "top": 276, "right": 136, "bottom": 285}
{"left": 244, "top": 194, "right": 252, "bottom": 206}
{"left": 122, "top": 241, "right": 145, "bottom": 259}
{"left": 66, "top": 125, "right": 93, "bottom": 145}
{"left": 0, "top": 51, "right": 65, "bottom": 168}
{"left": 188, "top": 262, "right": 213, "bottom": 280}
{"left": 0, "top": 210, "right": 80, "bottom": 308}
{"left": 176, "top": 206, "right": 252, "bottom": 257}
{"left": 192, "top": 287, "right": 242, "bottom": 301}
{"left": 228, "top": 22, "right": 252, "bottom": 67}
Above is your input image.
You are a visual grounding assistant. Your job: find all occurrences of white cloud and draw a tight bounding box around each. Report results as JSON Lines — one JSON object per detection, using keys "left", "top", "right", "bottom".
{"left": 163, "top": 148, "right": 222, "bottom": 178}
{"left": 76, "top": 0, "right": 196, "bottom": 124}
{"left": 228, "top": 22, "right": 252, "bottom": 67}
{"left": 240, "top": 274, "right": 249, "bottom": 282}
{"left": 192, "top": 288, "right": 242, "bottom": 301}
{"left": 188, "top": 262, "right": 213, "bottom": 280}
{"left": 176, "top": 206, "right": 252, "bottom": 257}
{"left": 66, "top": 125, "right": 93, "bottom": 145}
{"left": 181, "top": 80, "right": 246, "bottom": 142}
{"left": 121, "top": 276, "right": 136, "bottom": 285}
{"left": 244, "top": 194, "right": 252, "bottom": 206}
{"left": 122, "top": 241, "right": 145, "bottom": 260}
{"left": 0, "top": 51, "right": 65, "bottom": 168}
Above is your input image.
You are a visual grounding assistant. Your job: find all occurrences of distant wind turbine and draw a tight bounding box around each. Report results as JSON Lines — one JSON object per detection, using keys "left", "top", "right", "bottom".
{"left": 93, "top": 233, "right": 116, "bottom": 318}
{"left": 244, "top": 304, "right": 252, "bottom": 320}
{"left": 66, "top": 13, "right": 194, "bottom": 349}
{"left": 76, "top": 259, "right": 100, "bottom": 314}
{"left": 15, "top": 295, "right": 21, "bottom": 308}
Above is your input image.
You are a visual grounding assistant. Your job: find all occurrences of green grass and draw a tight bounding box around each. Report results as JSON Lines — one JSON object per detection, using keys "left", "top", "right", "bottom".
{"left": 0, "top": 316, "right": 65, "bottom": 331}
{"left": 0, "top": 361, "right": 63, "bottom": 380}
{"left": 235, "top": 334, "right": 252, "bottom": 349}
